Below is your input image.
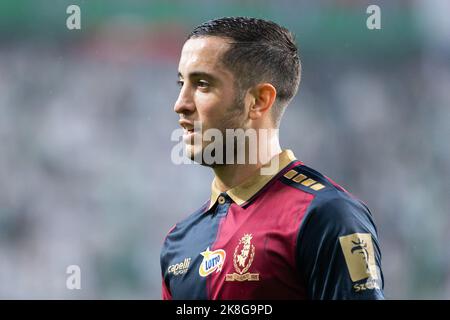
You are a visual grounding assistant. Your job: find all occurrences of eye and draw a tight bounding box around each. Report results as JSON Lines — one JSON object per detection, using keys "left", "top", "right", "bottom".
{"left": 197, "top": 80, "right": 210, "bottom": 88}
{"left": 176, "top": 80, "right": 184, "bottom": 88}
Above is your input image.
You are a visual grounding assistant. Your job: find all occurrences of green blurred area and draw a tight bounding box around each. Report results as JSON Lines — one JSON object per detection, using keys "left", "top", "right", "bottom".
{"left": 0, "top": 0, "right": 421, "bottom": 58}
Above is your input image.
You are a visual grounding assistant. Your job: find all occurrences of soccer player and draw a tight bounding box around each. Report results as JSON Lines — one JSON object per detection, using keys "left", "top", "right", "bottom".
{"left": 160, "top": 17, "right": 384, "bottom": 300}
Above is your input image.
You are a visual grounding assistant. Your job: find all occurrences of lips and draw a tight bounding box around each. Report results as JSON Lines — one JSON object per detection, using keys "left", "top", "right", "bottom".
{"left": 179, "top": 119, "right": 197, "bottom": 143}
{"left": 179, "top": 119, "right": 195, "bottom": 131}
{"left": 179, "top": 119, "right": 198, "bottom": 139}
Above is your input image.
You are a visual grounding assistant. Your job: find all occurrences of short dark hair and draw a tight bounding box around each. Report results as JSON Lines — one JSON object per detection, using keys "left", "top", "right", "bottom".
{"left": 188, "top": 16, "right": 301, "bottom": 125}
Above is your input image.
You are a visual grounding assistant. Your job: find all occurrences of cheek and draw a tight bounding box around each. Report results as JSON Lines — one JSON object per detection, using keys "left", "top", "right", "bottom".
{"left": 195, "top": 86, "right": 241, "bottom": 129}
{"left": 195, "top": 94, "right": 227, "bottom": 123}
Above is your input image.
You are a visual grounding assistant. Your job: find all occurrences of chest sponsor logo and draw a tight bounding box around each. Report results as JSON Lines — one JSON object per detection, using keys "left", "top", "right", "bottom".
{"left": 226, "top": 233, "right": 260, "bottom": 281}
{"left": 339, "top": 233, "right": 379, "bottom": 282}
{"left": 198, "top": 247, "right": 226, "bottom": 277}
{"left": 167, "top": 258, "right": 191, "bottom": 276}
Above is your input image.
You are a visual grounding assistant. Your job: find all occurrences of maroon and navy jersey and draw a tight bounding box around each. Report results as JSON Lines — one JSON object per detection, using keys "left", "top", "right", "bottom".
{"left": 160, "top": 150, "right": 384, "bottom": 300}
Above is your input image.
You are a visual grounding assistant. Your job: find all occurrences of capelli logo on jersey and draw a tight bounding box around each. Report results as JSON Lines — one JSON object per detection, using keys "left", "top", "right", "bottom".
{"left": 226, "top": 233, "right": 260, "bottom": 281}
{"left": 198, "top": 247, "right": 226, "bottom": 277}
{"left": 168, "top": 258, "right": 191, "bottom": 276}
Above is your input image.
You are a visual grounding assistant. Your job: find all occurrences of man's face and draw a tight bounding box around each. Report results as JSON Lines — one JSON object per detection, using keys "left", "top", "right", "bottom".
{"left": 174, "top": 36, "right": 246, "bottom": 164}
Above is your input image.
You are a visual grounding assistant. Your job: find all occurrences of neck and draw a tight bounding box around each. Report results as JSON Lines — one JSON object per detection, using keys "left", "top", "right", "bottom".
{"left": 212, "top": 133, "right": 282, "bottom": 192}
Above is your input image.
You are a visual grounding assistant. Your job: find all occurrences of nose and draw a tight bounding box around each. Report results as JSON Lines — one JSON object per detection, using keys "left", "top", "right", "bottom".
{"left": 174, "top": 85, "right": 195, "bottom": 115}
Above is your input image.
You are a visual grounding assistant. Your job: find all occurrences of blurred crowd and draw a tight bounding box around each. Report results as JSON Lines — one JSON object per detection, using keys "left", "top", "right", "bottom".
{"left": 0, "top": 0, "right": 449, "bottom": 299}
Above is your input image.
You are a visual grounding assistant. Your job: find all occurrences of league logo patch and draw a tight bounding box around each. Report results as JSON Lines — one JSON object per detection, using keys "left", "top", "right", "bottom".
{"left": 339, "top": 233, "right": 378, "bottom": 282}
{"left": 198, "top": 247, "right": 226, "bottom": 277}
{"left": 226, "top": 233, "right": 260, "bottom": 281}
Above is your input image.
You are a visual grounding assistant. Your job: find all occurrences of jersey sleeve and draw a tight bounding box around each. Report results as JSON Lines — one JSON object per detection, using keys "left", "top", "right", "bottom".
{"left": 161, "top": 224, "right": 177, "bottom": 300}
{"left": 296, "top": 195, "right": 385, "bottom": 300}
{"left": 162, "top": 277, "right": 172, "bottom": 300}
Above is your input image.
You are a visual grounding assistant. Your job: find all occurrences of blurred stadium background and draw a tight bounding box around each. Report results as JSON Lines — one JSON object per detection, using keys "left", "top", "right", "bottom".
{"left": 0, "top": 0, "right": 449, "bottom": 299}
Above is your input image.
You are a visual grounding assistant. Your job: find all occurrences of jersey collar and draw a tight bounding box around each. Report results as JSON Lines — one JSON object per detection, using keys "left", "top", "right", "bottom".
{"left": 209, "top": 149, "right": 297, "bottom": 209}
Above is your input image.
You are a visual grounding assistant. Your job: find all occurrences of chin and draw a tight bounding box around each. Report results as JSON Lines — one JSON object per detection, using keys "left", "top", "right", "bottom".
{"left": 185, "top": 145, "right": 223, "bottom": 168}
{"left": 185, "top": 145, "right": 202, "bottom": 163}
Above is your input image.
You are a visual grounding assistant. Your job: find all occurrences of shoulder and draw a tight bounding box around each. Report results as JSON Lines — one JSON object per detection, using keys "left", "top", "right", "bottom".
{"left": 279, "top": 162, "right": 343, "bottom": 196}
{"left": 279, "top": 163, "right": 376, "bottom": 233}
{"left": 160, "top": 200, "right": 209, "bottom": 268}
{"left": 162, "top": 200, "right": 210, "bottom": 244}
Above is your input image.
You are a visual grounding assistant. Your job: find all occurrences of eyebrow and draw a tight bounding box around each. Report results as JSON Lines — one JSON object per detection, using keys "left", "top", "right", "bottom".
{"left": 177, "top": 71, "right": 218, "bottom": 82}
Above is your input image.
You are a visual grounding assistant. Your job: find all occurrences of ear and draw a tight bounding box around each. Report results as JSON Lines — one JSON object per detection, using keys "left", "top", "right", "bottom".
{"left": 247, "top": 83, "right": 277, "bottom": 120}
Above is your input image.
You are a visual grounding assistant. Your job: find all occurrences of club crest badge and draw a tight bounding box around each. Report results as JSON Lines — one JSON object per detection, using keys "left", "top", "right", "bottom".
{"left": 226, "top": 233, "right": 260, "bottom": 281}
